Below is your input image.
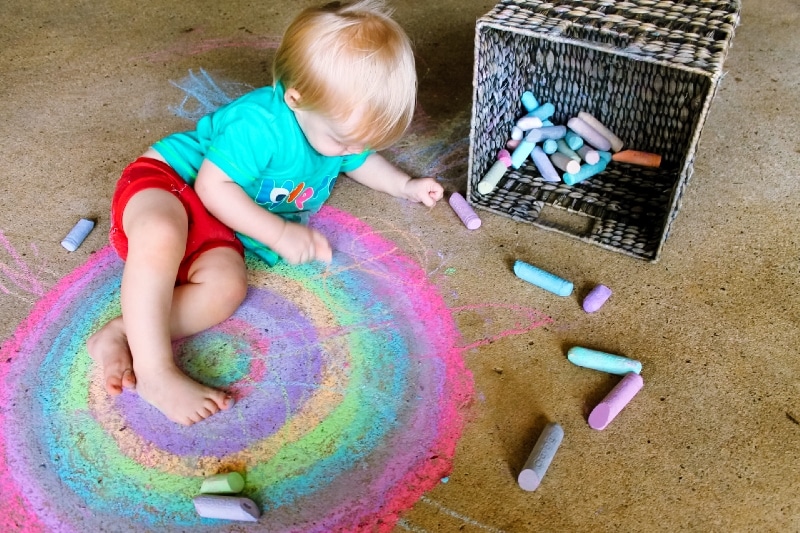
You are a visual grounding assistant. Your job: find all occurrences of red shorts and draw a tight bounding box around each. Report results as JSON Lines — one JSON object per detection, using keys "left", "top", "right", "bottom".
{"left": 109, "top": 157, "right": 244, "bottom": 285}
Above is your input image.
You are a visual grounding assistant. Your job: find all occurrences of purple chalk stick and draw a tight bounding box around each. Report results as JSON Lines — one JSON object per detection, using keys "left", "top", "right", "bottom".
{"left": 582, "top": 284, "right": 612, "bottom": 313}
{"left": 449, "top": 192, "right": 481, "bottom": 230}
{"left": 588, "top": 372, "right": 644, "bottom": 430}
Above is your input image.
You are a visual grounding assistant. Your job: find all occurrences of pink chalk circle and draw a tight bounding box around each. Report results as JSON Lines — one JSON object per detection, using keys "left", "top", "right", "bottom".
{"left": 582, "top": 284, "right": 612, "bottom": 313}
{"left": 449, "top": 192, "right": 482, "bottom": 230}
{"left": 588, "top": 372, "right": 644, "bottom": 430}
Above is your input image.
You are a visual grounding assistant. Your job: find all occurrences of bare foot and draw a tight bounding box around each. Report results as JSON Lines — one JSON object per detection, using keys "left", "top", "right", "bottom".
{"left": 88, "top": 318, "right": 137, "bottom": 395}
{"left": 134, "top": 364, "right": 234, "bottom": 426}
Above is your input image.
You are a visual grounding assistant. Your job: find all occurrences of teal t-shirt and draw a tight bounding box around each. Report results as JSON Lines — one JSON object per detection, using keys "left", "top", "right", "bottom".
{"left": 153, "top": 82, "right": 370, "bottom": 265}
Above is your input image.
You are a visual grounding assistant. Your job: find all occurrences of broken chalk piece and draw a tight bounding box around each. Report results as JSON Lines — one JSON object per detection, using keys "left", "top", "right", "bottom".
{"left": 542, "top": 139, "right": 558, "bottom": 155}
{"left": 577, "top": 111, "right": 624, "bottom": 152}
{"left": 567, "top": 346, "right": 642, "bottom": 375}
{"left": 582, "top": 284, "right": 613, "bottom": 312}
{"left": 193, "top": 495, "right": 261, "bottom": 522}
{"left": 518, "top": 422, "right": 564, "bottom": 491}
{"left": 61, "top": 218, "right": 95, "bottom": 252}
{"left": 516, "top": 115, "right": 543, "bottom": 131}
{"left": 588, "top": 372, "right": 644, "bottom": 430}
{"left": 449, "top": 192, "right": 481, "bottom": 230}
{"left": 513, "top": 260, "right": 573, "bottom": 297}
{"left": 200, "top": 472, "right": 245, "bottom": 494}
{"left": 525, "top": 125, "right": 567, "bottom": 143}
{"left": 564, "top": 130, "right": 585, "bottom": 151}
{"left": 526, "top": 102, "right": 555, "bottom": 122}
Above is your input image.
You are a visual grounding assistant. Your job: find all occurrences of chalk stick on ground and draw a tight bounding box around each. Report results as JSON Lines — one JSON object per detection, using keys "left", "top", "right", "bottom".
{"left": 193, "top": 495, "right": 261, "bottom": 522}
{"left": 200, "top": 472, "right": 245, "bottom": 494}
{"left": 513, "top": 260, "right": 573, "bottom": 297}
{"left": 61, "top": 218, "right": 95, "bottom": 252}
{"left": 567, "top": 346, "right": 642, "bottom": 375}
{"left": 588, "top": 372, "right": 644, "bottom": 430}
{"left": 449, "top": 192, "right": 481, "bottom": 230}
{"left": 518, "top": 422, "right": 564, "bottom": 491}
{"left": 582, "top": 284, "right": 612, "bottom": 312}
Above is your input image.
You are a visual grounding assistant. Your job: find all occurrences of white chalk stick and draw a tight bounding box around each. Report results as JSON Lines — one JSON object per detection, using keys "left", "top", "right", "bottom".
{"left": 193, "top": 495, "right": 261, "bottom": 522}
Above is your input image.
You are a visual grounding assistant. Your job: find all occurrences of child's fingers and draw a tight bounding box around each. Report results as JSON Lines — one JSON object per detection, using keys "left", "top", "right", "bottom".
{"left": 312, "top": 231, "right": 333, "bottom": 263}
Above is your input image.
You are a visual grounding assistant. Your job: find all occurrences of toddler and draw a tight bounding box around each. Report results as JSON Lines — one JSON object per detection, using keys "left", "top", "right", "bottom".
{"left": 88, "top": 0, "right": 444, "bottom": 425}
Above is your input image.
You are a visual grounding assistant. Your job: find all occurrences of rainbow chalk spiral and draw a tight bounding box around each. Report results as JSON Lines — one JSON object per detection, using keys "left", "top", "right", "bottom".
{"left": 0, "top": 206, "right": 473, "bottom": 532}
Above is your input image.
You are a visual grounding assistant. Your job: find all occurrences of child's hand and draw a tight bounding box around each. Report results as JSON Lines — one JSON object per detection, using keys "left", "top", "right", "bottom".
{"left": 273, "top": 221, "right": 333, "bottom": 265}
{"left": 403, "top": 177, "right": 444, "bottom": 207}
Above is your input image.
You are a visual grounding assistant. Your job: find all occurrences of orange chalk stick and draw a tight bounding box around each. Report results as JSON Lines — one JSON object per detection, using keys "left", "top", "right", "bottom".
{"left": 611, "top": 150, "right": 662, "bottom": 168}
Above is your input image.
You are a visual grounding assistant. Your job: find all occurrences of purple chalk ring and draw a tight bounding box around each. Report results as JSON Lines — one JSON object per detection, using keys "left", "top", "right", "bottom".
{"left": 588, "top": 372, "right": 644, "bottom": 430}
{"left": 582, "top": 284, "right": 612, "bottom": 313}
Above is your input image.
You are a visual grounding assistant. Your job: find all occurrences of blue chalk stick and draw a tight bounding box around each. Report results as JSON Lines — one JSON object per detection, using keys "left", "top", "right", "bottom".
{"left": 525, "top": 125, "right": 567, "bottom": 143}
{"left": 567, "top": 346, "right": 642, "bottom": 375}
{"left": 542, "top": 139, "right": 558, "bottom": 155}
{"left": 526, "top": 102, "right": 555, "bottom": 121}
{"left": 513, "top": 260, "right": 573, "bottom": 297}
{"left": 511, "top": 139, "right": 536, "bottom": 169}
{"left": 563, "top": 151, "right": 611, "bottom": 185}
{"left": 521, "top": 91, "right": 539, "bottom": 112}
{"left": 564, "top": 131, "right": 585, "bottom": 151}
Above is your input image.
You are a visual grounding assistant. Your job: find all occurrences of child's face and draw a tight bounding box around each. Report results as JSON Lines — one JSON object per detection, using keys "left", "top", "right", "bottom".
{"left": 285, "top": 88, "right": 366, "bottom": 157}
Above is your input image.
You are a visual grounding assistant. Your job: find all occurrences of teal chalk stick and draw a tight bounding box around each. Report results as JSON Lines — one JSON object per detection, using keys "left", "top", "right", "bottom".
{"left": 526, "top": 102, "right": 555, "bottom": 121}
{"left": 563, "top": 150, "right": 611, "bottom": 185}
{"left": 521, "top": 91, "right": 539, "bottom": 112}
{"left": 513, "top": 260, "right": 573, "bottom": 297}
{"left": 567, "top": 346, "right": 642, "bottom": 375}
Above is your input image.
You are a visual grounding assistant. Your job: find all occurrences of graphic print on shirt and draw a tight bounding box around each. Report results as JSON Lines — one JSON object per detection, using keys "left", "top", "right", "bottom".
{"left": 253, "top": 175, "right": 337, "bottom": 212}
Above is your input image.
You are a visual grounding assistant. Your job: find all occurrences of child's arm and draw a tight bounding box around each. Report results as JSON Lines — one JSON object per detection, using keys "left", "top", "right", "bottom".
{"left": 345, "top": 152, "right": 444, "bottom": 207}
{"left": 193, "top": 159, "right": 332, "bottom": 264}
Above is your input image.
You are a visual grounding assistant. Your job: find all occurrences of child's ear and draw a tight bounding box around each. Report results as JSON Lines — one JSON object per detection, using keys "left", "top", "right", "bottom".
{"left": 284, "top": 88, "right": 302, "bottom": 110}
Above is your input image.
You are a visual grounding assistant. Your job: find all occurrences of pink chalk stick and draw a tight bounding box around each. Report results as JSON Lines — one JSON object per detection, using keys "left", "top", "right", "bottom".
{"left": 449, "top": 192, "right": 481, "bottom": 230}
{"left": 497, "top": 149, "right": 512, "bottom": 167}
{"left": 567, "top": 117, "right": 612, "bottom": 152}
{"left": 588, "top": 372, "right": 644, "bottom": 430}
{"left": 582, "top": 284, "right": 612, "bottom": 313}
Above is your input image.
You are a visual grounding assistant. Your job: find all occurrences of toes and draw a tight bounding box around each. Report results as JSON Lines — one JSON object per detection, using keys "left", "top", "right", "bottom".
{"left": 121, "top": 368, "right": 137, "bottom": 389}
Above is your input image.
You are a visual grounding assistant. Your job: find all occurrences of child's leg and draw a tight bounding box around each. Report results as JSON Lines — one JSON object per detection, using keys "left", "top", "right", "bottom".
{"left": 89, "top": 188, "right": 248, "bottom": 425}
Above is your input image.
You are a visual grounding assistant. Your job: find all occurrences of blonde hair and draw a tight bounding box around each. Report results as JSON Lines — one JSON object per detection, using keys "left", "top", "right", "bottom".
{"left": 273, "top": 0, "right": 417, "bottom": 151}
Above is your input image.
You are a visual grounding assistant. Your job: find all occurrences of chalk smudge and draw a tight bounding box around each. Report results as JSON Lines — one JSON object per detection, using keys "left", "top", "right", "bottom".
{"left": 0, "top": 231, "right": 55, "bottom": 302}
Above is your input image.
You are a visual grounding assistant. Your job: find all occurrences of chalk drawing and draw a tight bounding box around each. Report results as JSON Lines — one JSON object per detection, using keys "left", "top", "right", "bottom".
{"left": 420, "top": 496, "right": 508, "bottom": 533}
{"left": 0, "top": 231, "right": 56, "bottom": 303}
{"left": 0, "top": 207, "right": 474, "bottom": 532}
{"left": 169, "top": 68, "right": 254, "bottom": 121}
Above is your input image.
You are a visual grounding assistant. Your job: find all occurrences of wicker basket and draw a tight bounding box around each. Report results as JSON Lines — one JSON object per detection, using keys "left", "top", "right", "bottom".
{"left": 467, "top": 0, "right": 741, "bottom": 261}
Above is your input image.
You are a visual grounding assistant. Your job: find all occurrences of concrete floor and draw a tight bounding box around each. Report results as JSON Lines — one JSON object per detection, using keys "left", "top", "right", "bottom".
{"left": 1, "top": 0, "right": 798, "bottom": 532}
